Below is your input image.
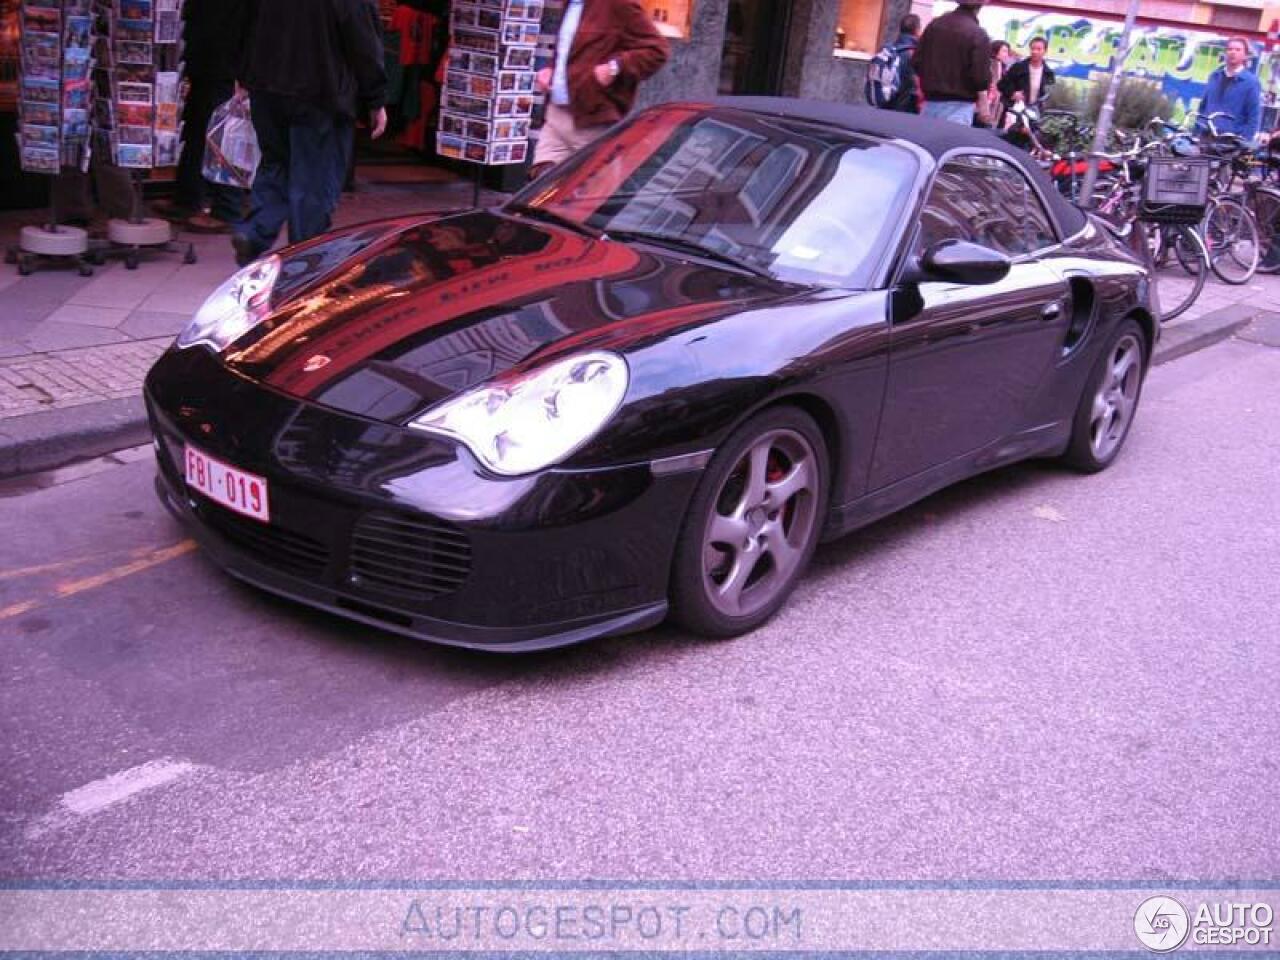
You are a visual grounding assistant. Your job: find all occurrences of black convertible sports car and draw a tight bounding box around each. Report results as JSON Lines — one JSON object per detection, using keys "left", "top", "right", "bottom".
{"left": 146, "top": 99, "right": 1156, "bottom": 650}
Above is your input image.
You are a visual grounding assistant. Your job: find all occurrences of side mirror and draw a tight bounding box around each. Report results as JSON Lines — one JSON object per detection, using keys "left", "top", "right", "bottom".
{"left": 903, "top": 239, "right": 1012, "bottom": 286}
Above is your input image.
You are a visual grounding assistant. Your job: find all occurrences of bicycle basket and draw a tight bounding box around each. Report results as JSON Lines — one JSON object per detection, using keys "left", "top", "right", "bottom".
{"left": 1139, "top": 156, "right": 1210, "bottom": 223}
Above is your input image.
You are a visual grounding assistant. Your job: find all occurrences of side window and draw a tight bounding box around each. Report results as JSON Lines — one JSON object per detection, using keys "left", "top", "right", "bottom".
{"left": 914, "top": 155, "right": 1059, "bottom": 259}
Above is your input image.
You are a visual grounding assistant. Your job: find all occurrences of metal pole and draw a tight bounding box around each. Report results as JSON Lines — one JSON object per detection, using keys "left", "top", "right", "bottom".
{"left": 1078, "top": 0, "right": 1141, "bottom": 205}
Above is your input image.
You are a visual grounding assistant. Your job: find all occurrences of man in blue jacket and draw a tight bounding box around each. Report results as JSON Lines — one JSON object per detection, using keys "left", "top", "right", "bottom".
{"left": 1196, "top": 37, "right": 1262, "bottom": 142}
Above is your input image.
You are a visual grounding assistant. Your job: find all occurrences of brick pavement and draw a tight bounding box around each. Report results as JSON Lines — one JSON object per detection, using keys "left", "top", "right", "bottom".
{"left": 0, "top": 174, "right": 499, "bottom": 426}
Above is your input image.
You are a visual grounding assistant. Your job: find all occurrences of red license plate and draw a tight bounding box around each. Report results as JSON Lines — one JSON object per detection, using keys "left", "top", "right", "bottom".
{"left": 184, "top": 444, "right": 270, "bottom": 523}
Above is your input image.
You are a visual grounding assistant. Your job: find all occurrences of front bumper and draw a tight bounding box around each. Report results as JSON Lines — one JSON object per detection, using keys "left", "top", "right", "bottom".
{"left": 145, "top": 348, "right": 701, "bottom": 651}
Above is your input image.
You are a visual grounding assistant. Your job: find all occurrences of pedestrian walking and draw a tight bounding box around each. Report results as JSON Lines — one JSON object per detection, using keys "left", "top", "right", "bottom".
{"left": 864, "top": 14, "right": 922, "bottom": 114}
{"left": 162, "top": 0, "right": 249, "bottom": 233}
{"left": 231, "top": 0, "right": 388, "bottom": 266}
{"left": 914, "top": 0, "right": 992, "bottom": 126}
{"left": 998, "top": 36, "right": 1055, "bottom": 112}
{"left": 530, "top": 0, "right": 669, "bottom": 179}
{"left": 1195, "top": 37, "right": 1262, "bottom": 143}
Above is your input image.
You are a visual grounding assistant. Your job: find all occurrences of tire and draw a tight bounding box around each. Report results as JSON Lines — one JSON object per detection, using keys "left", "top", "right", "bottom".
{"left": 1062, "top": 318, "right": 1147, "bottom": 473}
{"left": 670, "top": 406, "right": 830, "bottom": 639}
{"left": 1146, "top": 223, "right": 1207, "bottom": 323}
{"left": 1203, "top": 196, "right": 1259, "bottom": 285}
{"left": 1253, "top": 187, "right": 1280, "bottom": 275}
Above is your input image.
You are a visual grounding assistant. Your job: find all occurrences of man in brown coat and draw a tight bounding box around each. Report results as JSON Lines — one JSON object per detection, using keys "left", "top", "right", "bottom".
{"left": 915, "top": 0, "right": 992, "bottom": 125}
{"left": 531, "top": 0, "right": 669, "bottom": 176}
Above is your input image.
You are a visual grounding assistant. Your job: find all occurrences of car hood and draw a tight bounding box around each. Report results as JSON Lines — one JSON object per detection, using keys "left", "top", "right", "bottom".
{"left": 225, "top": 210, "right": 800, "bottom": 424}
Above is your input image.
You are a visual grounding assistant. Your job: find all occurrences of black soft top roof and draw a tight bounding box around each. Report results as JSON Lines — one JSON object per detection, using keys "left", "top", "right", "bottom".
{"left": 713, "top": 96, "right": 1088, "bottom": 238}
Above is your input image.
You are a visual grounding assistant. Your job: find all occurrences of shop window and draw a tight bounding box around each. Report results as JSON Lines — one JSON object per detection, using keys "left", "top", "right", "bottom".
{"left": 649, "top": 0, "right": 694, "bottom": 39}
{"left": 834, "top": 0, "right": 886, "bottom": 58}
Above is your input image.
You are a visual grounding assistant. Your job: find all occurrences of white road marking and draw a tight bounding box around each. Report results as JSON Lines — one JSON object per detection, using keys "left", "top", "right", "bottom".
{"left": 26, "top": 758, "right": 201, "bottom": 839}
{"left": 60, "top": 759, "right": 198, "bottom": 816}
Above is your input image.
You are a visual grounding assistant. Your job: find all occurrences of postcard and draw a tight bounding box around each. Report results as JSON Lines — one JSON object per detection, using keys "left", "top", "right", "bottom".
{"left": 22, "top": 145, "right": 62, "bottom": 174}
{"left": 442, "top": 90, "right": 492, "bottom": 118}
{"left": 503, "top": 46, "right": 533, "bottom": 69}
{"left": 21, "top": 100, "right": 59, "bottom": 126}
{"left": 117, "top": 142, "right": 154, "bottom": 167}
{"left": 452, "top": 27, "right": 498, "bottom": 54}
{"left": 118, "top": 81, "right": 154, "bottom": 104}
{"left": 498, "top": 70, "right": 534, "bottom": 93}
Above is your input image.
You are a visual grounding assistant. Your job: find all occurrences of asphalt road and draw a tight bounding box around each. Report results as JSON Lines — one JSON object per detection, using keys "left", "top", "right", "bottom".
{"left": 1, "top": 335, "right": 1277, "bottom": 882}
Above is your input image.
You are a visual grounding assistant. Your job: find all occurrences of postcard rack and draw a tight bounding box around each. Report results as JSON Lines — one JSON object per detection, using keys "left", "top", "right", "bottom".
{"left": 437, "top": 0, "right": 543, "bottom": 176}
{"left": 8, "top": 0, "right": 97, "bottom": 275}
{"left": 92, "top": 0, "right": 194, "bottom": 268}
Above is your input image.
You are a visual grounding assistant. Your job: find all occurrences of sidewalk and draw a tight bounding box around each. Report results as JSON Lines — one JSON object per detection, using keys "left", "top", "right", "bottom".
{"left": 0, "top": 171, "right": 507, "bottom": 476}
{"left": 1, "top": 178, "right": 1276, "bottom": 476}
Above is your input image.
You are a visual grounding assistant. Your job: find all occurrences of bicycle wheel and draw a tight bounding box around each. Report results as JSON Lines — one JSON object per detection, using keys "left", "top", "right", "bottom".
{"left": 1253, "top": 187, "right": 1280, "bottom": 275}
{"left": 1203, "top": 196, "right": 1259, "bottom": 284}
{"left": 1144, "top": 222, "right": 1207, "bottom": 322}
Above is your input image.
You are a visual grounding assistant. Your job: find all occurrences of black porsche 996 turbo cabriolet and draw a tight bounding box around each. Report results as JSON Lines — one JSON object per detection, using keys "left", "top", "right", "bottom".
{"left": 145, "top": 98, "right": 1156, "bottom": 650}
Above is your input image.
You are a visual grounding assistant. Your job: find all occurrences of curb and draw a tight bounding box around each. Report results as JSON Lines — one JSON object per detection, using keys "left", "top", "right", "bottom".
{"left": 0, "top": 302, "right": 1268, "bottom": 481}
{"left": 1152, "top": 302, "right": 1262, "bottom": 366}
{"left": 0, "top": 396, "right": 150, "bottom": 479}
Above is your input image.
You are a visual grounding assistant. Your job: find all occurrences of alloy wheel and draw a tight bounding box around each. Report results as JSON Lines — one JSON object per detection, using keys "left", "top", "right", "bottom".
{"left": 1090, "top": 333, "right": 1143, "bottom": 461}
{"left": 701, "top": 428, "right": 820, "bottom": 619}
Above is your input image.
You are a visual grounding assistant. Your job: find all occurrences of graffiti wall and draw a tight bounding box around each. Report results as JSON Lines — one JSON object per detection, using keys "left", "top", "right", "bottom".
{"left": 942, "top": 3, "right": 1280, "bottom": 127}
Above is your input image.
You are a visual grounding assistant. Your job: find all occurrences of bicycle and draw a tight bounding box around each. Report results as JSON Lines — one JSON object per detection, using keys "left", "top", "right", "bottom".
{"left": 1188, "top": 112, "right": 1261, "bottom": 284}
{"left": 1088, "top": 133, "right": 1208, "bottom": 322}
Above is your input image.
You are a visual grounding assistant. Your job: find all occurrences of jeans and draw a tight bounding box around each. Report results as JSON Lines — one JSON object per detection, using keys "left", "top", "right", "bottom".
{"left": 239, "top": 91, "right": 354, "bottom": 260}
{"left": 176, "top": 76, "right": 248, "bottom": 222}
{"left": 923, "top": 100, "right": 976, "bottom": 125}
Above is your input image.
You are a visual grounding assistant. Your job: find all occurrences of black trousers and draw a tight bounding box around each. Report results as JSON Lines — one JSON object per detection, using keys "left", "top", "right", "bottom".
{"left": 176, "top": 76, "right": 248, "bottom": 221}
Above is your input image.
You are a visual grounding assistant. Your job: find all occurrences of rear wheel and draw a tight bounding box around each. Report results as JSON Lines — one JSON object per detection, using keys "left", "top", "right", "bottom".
{"left": 670, "top": 407, "right": 829, "bottom": 638}
{"left": 1063, "top": 319, "right": 1147, "bottom": 473}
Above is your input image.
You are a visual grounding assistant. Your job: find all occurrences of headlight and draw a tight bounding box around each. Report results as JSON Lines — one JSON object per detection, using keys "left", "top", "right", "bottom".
{"left": 176, "top": 255, "right": 281, "bottom": 351}
{"left": 409, "top": 351, "right": 629, "bottom": 476}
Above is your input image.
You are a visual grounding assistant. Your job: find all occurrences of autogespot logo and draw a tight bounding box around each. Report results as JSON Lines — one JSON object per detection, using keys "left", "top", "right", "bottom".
{"left": 1135, "top": 896, "right": 1191, "bottom": 952}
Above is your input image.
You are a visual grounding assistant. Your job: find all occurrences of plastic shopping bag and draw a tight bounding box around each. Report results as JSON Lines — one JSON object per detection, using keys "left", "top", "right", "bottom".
{"left": 203, "top": 92, "right": 260, "bottom": 189}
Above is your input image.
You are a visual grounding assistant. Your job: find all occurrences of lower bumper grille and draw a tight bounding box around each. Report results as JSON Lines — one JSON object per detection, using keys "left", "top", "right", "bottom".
{"left": 199, "top": 501, "right": 331, "bottom": 580}
{"left": 349, "top": 512, "right": 472, "bottom": 598}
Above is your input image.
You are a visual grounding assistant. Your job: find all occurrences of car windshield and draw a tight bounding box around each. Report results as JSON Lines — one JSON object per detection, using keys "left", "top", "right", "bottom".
{"left": 507, "top": 106, "right": 919, "bottom": 289}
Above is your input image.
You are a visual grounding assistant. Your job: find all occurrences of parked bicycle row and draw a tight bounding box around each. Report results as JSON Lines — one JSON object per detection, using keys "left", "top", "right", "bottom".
{"left": 1001, "top": 103, "right": 1280, "bottom": 321}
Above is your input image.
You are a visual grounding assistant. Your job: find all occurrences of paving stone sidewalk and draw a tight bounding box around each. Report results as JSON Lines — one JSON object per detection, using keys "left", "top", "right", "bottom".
{"left": 1, "top": 175, "right": 1277, "bottom": 474}
{"left": 0, "top": 177, "right": 498, "bottom": 419}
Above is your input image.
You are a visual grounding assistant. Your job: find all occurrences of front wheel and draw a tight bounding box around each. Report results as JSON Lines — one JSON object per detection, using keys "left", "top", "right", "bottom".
{"left": 1139, "top": 222, "right": 1207, "bottom": 323}
{"left": 1203, "top": 196, "right": 1259, "bottom": 285}
{"left": 670, "top": 407, "right": 829, "bottom": 639}
{"left": 1253, "top": 187, "right": 1280, "bottom": 275}
{"left": 1063, "top": 319, "right": 1147, "bottom": 473}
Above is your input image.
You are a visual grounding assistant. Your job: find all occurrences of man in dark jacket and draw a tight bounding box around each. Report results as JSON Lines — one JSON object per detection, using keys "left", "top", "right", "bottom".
{"left": 231, "top": 0, "right": 388, "bottom": 265}
{"left": 166, "top": 0, "right": 248, "bottom": 232}
{"left": 914, "top": 0, "right": 992, "bottom": 125}
{"left": 998, "top": 36, "right": 1055, "bottom": 111}
{"left": 531, "top": 0, "right": 669, "bottom": 177}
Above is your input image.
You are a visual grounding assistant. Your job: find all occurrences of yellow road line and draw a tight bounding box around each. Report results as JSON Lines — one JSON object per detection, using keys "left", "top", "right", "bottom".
{"left": 0, "top": 557, "right": 96, "bottom": 583}
{"left": 0, "top": 540, "right": 197, "bottom": 622}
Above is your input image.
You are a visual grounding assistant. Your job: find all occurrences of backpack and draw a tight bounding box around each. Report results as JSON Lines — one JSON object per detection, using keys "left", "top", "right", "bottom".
{"left": 865, "top": 41, "right": 907, "bottom": 109}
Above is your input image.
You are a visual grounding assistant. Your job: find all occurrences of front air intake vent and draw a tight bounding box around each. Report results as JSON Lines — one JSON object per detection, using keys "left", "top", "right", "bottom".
{"left": 348, "top": 512, "right": 472, "bottom": 598}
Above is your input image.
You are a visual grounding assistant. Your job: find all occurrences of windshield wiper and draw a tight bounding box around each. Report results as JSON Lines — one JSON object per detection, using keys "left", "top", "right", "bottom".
{"left": 601, "top": 229, "right": 777, "bottom": 281}
{"left": 505, "top": 202, "right": 602, "bottom": 239}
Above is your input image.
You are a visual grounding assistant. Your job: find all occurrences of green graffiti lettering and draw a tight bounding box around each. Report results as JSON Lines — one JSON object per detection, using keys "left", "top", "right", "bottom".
{"left": 1147, "top": 35, "right": 1186, "bottom": 78}
{"left": 1190, "top": 41, "right": 1225, "bottom": 83}
{"left": 1124, "top": 36, "right": 1161, "bottom": 75}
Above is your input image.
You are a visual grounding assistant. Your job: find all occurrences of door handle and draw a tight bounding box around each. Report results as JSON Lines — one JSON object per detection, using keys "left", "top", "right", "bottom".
{"left": 1041, "top": 302, "right": 1063, "bottom": 322}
